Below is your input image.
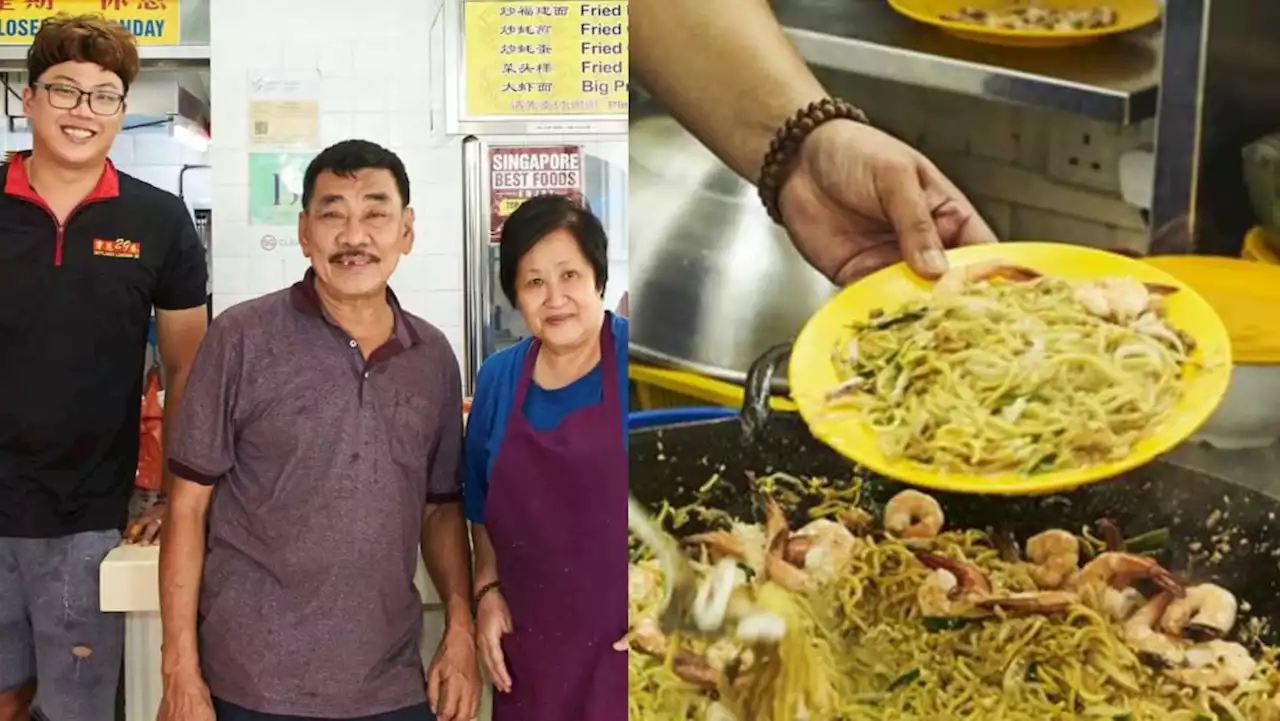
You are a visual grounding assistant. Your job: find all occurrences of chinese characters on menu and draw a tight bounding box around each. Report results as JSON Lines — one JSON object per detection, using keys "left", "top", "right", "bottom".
{"left": 496, "top": 1, "right": 626, "bottom": 115}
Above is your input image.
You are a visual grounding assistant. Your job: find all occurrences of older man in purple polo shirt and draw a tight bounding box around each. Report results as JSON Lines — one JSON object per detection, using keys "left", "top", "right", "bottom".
{"left": 154, "top": 140, "right": 481, "bottom": 721}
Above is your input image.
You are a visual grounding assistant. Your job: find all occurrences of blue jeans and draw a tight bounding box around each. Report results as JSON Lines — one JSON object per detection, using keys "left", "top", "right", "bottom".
{"left": 0, "top": 530, "right": 124, "bottom": 721}
{"left": 213, "top": 699, "right": 436, "bottom": 721}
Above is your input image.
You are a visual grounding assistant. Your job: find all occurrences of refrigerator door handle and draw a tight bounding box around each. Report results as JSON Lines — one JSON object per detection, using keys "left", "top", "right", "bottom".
{"left": 461, "top": 136, "right": 488, "bottom": 396}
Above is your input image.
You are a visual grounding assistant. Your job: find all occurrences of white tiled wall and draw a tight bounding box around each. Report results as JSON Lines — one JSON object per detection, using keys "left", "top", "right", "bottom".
{"left": 208, "top": 8, "right": 485, "bottom": 707}
{"left": 816, "top": 69, "right": 1155, "bottom": 254}
{"left": 4, "top": 126, "right": 211, "bottom": 213}
{"left": 210, "top": 0, "right": 468, "bottom": 363}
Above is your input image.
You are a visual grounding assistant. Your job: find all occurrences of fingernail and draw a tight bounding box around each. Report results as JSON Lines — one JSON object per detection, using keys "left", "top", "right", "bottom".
{"left": 921, "top": 249, "right": 948, "bottom": 273}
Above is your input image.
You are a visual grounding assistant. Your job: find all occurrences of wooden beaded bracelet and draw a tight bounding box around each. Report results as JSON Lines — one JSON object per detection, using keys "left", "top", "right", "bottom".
{"left": 472, "top": 580, "right": 501, "bottom": 615}
{"left": 757, "top": 97, "right": 870, "bottom": 225}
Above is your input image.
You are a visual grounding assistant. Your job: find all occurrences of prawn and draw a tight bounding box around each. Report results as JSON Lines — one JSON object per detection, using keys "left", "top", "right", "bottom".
{"left": 1164, "top": 640, "right": 1258, "bottom": 690}
{"left": 973, "top": 590, "right": 1078, "bottom": 616}
{"left": 630, "top": 618, "right": 723, "bottom": 690}
{"left": 1024, "top": 529, "right": 1080, "bottom": 590}
{"left": 916, "top": 552, "right": 1076, "bottom": 619}
{"left": 1159, "top": 583, "right": 1238, "bottom": 641}
{"left": 783, "top": 519, "right": 856, "bottom": 582}
{"left": 683, "top": 524, "right": 769, "bottom": 574}
{"left": 1118, "top": 592, "right": 1258, "bottom": 690}
{"left": 760, "top": 497, "right": 811, "bottom": 592}
{"left": 1074, "top": 277, "right": 1150, "bottom": 321}
{"left": 1073, "top": 277, "right": 1181, "bottom": 323}
{"left": 683, "top": 530, "right": 749, "bottom": 561}
{"left": 1070, "top": 552, "right": 1182, "bottom": 597}
{"left": 915, "top": 552, "right": 991, "bottom": 619}
{"left": 684, "top": 496, "right": 810, "bottom": 591}
{"left": 1121, "top": 592, "right": 1186, "bottom": 668}
{"left": 884, "top": 489, "right": 945, "bottom": 540}
{"left": 932, "top": 261, "right": 1041, "bottom": 299}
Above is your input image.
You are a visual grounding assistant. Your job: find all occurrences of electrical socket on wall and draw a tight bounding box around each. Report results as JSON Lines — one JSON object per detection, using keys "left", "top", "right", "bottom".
{"left": 1046, "top": 123, "right": 1138, "bottom": 194}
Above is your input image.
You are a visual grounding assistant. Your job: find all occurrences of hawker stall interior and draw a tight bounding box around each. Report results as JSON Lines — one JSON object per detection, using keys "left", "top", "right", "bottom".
{"left": 627, "top": 0, "right": 1280, "bottom": 719}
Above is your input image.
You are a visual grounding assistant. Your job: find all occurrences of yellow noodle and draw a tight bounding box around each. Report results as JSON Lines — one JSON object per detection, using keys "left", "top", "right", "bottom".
{"left": 823, "top": 276, "right": 1191, "bottom": 475}
{"left": 628, "top": 474, "right": 1280, "bottom": 720}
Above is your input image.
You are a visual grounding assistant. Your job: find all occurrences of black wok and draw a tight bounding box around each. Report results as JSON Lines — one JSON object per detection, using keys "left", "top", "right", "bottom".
{"left": 629, "top": 344, "right": 1280, "bottom": 648}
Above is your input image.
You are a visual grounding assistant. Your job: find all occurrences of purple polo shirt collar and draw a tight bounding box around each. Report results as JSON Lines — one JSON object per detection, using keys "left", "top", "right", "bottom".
{"left": 289, "top": 268, "right": 423, "bottom": 363}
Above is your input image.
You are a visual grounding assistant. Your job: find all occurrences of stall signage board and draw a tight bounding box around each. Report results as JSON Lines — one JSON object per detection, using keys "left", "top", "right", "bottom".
{"left": 463, "top": 0, "right": 627, "bottom": 123}
{"left": 489, "top": 145, "right": 583, "bottom": 243}
{"left": 0, "top": 0, "right": 181, "bottom": 45}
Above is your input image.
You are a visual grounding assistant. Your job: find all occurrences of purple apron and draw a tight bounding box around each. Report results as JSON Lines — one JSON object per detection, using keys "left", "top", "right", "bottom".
{"left": 484, "top": 316, "right": 627, "bottom": 721}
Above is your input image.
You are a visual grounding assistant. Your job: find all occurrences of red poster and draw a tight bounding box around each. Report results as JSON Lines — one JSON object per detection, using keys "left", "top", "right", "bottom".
{"left": 489, "top": 145, "right": 584, "bottom": 243}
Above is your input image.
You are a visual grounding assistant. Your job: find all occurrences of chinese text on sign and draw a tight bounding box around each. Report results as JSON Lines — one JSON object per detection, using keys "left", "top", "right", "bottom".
{"left": 464, "top": 1, "right": 627, "bottom": 118}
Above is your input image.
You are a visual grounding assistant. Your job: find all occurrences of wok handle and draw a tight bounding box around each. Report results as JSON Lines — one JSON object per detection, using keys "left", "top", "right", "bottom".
{"left": 740, "top": 342, "right": 793, "bottom": 442}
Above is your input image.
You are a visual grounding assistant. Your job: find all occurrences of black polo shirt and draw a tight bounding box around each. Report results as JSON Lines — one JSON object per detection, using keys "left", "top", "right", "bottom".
{"left": 0, "top": 153, "right": 209, "bottom": 538}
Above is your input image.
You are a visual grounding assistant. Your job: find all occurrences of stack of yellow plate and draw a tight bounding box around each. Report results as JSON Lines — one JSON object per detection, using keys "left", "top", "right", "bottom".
{"left": 1144, "top": 255, "right": 1280, "bottom": 364}
{"left": 1242, "top": 226, "right": 1280, "bottom": 265}
{"left": 629, "top": 362, "right": 797, "bottom": 412}
{"left": 1143, "top": 254, "right": 1280, "bottom": 448}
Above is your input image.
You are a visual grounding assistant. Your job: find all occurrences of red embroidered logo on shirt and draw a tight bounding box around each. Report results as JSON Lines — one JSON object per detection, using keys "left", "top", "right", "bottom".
{"left": 93, "top": 237, "right": 141, "bottom": 259}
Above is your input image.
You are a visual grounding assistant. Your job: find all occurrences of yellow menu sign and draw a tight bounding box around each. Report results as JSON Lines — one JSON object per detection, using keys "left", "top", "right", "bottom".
{"left": 464, "top": 0, "right": 627, "bottom": 118}
{"left": 0, "top": 0, "right": 180, "bottom": 46}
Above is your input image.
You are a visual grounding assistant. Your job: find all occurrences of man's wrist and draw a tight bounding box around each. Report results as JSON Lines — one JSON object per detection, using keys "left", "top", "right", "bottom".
{"left": 471, "top": 580, "right": 501, "bottom": 614}
{"left": 444, "top": 597, "right": 475, "bottom": 634}
{"left": 757, "top": 99, "right": 869, "bottom": 225}
{"left": 160, "top": 652, "right": 202, "bottom": 683}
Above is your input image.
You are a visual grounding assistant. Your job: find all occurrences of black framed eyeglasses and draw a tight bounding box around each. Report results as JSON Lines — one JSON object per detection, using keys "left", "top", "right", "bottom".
{"left": 33, "top": 82, "right": 125, "bottom": 117}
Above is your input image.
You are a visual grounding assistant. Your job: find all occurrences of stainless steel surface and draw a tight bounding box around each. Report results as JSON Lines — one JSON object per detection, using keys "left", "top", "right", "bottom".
{"left": 774, "top": 0, "right": 1160, "bottom": 124}
{"left": 1147, "top": 0, "right": 1203, "bottom": 249}
{"left": 1164, "top": 442, "right": 1280, "bottom": 501}
{"left": 628, "top": 108, "right": 835, "bottom": 384}
{"left": 462, "top": 136, "right": 487, "bottom": 396}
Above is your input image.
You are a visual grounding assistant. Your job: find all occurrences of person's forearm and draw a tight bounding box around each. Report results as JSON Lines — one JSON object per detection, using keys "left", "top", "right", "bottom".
{"left": 470, "top": 524, "right": 499, "bottom": 590}
{"left": 422, "top": 503, "right": 475, "bottom": 632}
{"left": 158, "top": 492, "right": 208, "bottom": 679}
{"left": 158, "top": 365, "right": 191, "bottom": 498}
{"left": 632, "top": 0, "right": 828, "bottom": 181}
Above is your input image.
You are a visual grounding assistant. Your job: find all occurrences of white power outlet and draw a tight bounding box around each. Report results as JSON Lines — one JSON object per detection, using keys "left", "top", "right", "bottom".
{"left": 1045, "top": 120, "right": 1146, "bottom": 193}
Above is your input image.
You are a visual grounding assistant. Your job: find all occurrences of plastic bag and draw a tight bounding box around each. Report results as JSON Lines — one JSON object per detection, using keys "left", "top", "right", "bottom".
{"left": 135, "top": 365, "right": 165, "bottom": 492}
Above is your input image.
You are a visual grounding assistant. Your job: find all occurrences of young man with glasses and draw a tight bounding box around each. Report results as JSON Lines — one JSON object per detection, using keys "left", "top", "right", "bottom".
{"left": 0, "top": 14, "right": 209, "bottom": 721}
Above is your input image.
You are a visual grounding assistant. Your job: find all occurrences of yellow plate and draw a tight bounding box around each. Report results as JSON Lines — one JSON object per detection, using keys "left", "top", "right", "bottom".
{"left": 1243, "top": 225, "right": 1280, "bottom": 266}
{"left": 887, "top": 0, "right": 1161, "bottom": 48}
{"left": 789, "top": 242, "right": 1232, "bottom": 496}
{"left": 1143, "top": 254, "right": 1280, "bottom": 365}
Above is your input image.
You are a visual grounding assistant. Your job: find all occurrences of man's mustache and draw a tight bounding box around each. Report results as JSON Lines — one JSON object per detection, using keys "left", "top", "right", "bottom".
{"left": 329, "top": 249, "right": 380, "bottom": 263}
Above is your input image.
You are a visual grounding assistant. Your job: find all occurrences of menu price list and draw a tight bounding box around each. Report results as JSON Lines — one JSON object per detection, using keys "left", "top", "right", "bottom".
{"left": 464, "top": 0, "right": 628, "bottom": 118}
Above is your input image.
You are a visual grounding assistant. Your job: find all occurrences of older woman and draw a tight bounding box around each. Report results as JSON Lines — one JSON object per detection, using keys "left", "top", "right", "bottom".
{"left": 463, "top": 194, "right": 627, "bottom": 721}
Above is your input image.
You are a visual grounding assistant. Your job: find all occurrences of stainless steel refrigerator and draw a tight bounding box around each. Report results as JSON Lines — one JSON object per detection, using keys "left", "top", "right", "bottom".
{"left": 461, "top": 135, "right": 627, "bottom": 393}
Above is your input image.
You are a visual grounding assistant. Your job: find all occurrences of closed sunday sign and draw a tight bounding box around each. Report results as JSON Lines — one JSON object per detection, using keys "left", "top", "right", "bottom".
{"left": 0, "top": 0, "right": 181, "bottom": 45}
